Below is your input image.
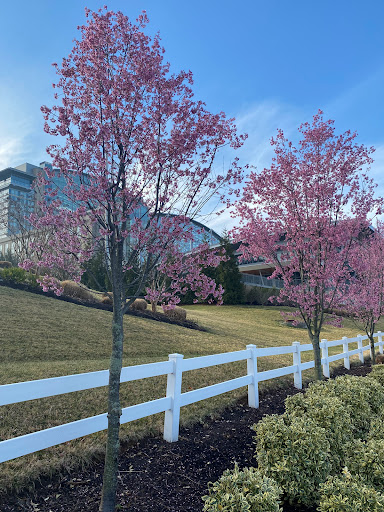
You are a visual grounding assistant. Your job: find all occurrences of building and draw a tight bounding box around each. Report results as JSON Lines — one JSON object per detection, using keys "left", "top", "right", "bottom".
{"left": 0, "top": 164, "right": 36, "bottom": 239}
{"left": 0, "top": 162, "right": 222, "bottom": 258}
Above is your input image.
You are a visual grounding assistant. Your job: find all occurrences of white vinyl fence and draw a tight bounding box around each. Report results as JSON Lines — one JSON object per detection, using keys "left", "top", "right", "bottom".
{"left": 0, "top": 332, "right": 382, "bottom": 464}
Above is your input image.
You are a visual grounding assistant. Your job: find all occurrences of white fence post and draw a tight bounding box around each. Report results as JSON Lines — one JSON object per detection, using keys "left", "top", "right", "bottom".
{"left": 357, "top": 334, "right": 364, "bottom": 363}
{"left": 246, "top": 344, "right": 259, "bottom": 408}
{"left": 292, "top": 341, "right": 302, "bottom": 389}
{"left": 164, "top": 353, "right": 184, "bottom": 442}
{"left": 321, "top": 339, "right": 329, "bottom": 378}
{"left": 342, "top": 336, "right": 350, "bottom": 370}
{"left": 379, "top": 331, "right": 383, "bottom": 355}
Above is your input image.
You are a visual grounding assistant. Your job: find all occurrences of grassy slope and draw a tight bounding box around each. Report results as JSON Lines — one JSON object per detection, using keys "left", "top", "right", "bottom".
{"left": 0, "top": 286, "right": 377, "bottom": 493}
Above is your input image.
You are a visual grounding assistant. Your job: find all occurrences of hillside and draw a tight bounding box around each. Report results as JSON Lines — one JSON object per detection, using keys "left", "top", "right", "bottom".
{"left": 0, "top": 285, "right": 375, "bottom": 494}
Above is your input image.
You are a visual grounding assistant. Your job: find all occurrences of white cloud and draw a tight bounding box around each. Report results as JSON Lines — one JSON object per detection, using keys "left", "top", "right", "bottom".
{"left": 0, "top": 83, "right": 51, "bottom": 169}
{"left": 0, "top": 138, "right": 25, "bottom": 169}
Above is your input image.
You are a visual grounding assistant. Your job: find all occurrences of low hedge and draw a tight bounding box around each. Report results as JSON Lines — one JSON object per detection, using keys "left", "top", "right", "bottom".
{"left": 345, "top": 438, "right": 384, "bottom": 492}
{"left": 318, "top": 472, "right": 384, "bottom": 512}
{"left": 253, "top": 414, "right": 331, "bottom": 506}
{"left": 202, "top": 463, "right": 282, "bottom": 512}
{"left": 368, "top": 364, "right": 384, "bottom": 387}
{"left": 0, "top": 266, "right": 38, "bottom": 288}
{"left": 203, "top": 370, "right": 384, "bottom": 511}
{"left": 284, "top": 392, "right": 354, "bottom": 472}
{"left": 300, "top": 375, "right": 384, "bottom": 439}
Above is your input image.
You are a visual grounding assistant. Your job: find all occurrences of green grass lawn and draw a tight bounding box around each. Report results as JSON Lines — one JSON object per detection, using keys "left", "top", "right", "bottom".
{"left": 0, "top": 285, "right": 378, "bottom": 494}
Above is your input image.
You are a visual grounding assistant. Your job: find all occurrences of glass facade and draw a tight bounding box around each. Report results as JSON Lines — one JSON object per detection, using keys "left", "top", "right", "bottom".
{"left": 0, "top": 168, "right": 34, "bottom": 238}
{"left": 0, "top": 163, "right": 221, "bottom": 255}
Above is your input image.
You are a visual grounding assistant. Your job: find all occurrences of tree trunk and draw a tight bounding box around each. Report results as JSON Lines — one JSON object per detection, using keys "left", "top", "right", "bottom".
{"left": 369, "top": 334, "right": 376, "bottom": 365}
{"left": 151, "top": 301, "right": 157, "bottom": 313}
{"left": 311, "top": 332, "right": 323, "bottom": 381}
{"left": 99, "top": 257, "right": 124, "bottom": 512}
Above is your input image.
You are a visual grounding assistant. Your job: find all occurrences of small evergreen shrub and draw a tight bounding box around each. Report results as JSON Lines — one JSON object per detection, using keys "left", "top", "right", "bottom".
{"left": 284, "top": 392, "right": 353, "bottom": 471}
{"left": 0, "top": 266, "right": 37, "bottom": 286}
{"left": 254, "top": 414, "right": 331, "bottom": 506}
{"left": 318, "top": 471, "right": 384, "bottom": 512}
{"left": 345, "top": 439, "right": 384, "bottom": 492}
{"left": 0, "top": 260, "right": 12, "bottom": 268}
{"left": 24, "top": 272, "right": 38, "bottom": 288}
{"left": 163, "top": 306, "right": 187, "bottom": 321}
{"left": 368, "top": 364, "right": 384, "bottom": 387}
{"left": 60, "top": 280, "right": 95, "bottom": 302}
{"left": 244, "top": 286, "right": 279, "bottom": 306}
{"left": 304, "top": 376, "right": 384, "bottom": 439}
{"left": 202, "top": 463, "right": 282, "bottom": 512}
{"left": 129, "top": 299, "right": 148, "bottom": 311}
{"left": 368, "top": 412, "right": 384, "bottom": 442}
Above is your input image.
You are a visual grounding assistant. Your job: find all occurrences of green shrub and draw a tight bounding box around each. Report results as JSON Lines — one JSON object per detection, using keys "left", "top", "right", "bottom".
{"left": 368, "top": 412, "right": 384, "bottom": 442}
{"left": 0, "top": 266, "right": 37, "bottom": 286}
{"left": 345, "top": 439, "right": 384, "bottom": 492}
{"left": 25, "top": 272, "right": 38, "bottom": 288}
{"left": 284, "top": 392, "right": 353, "bottom": 471}
{"left": 303, "top": 376, "right": 384, "bottom": 439}
{"left": 202, "top": 463, "right": 282, "bottom": 512}
{"left": 318, "top": 471, "right": 384, "bottom": 512}
{"left": 368, "top": 364, "right": 384, "bottom": 387}
{"left": 243, "top": 286, "right": 279, "bottom": 306}
{"left": 253, "top": 414, "right": 331, "bottom": 506}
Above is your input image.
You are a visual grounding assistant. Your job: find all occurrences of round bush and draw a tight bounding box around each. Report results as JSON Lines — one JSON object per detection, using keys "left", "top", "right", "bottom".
{"left": 345, "top": 438, "right": 384, "bottom": 492}
{"left": 202, "top": 463, "right": 282, "bottom": 512}
{"left": 0, "top": 260, "right": 12, "bottom": 268}
{"left": 368, "top": 365, "right": 384, "bottom": 387}
{"left": 162, "top": 306, "right": 187, "bottom": 321}
{"left": 319, "top": 472, "right": 384, "bottom": 512}
{"left": 254, "top": 414, "right": 331, "bottom": 506}
{"left": 304, "top": 375, "right": 384, "bottom": 439}
{"left": 130, "top": 298, "right": 148, "bottom": 311}
{"left": 60, "top": 280, "right": 95, "bottom": 302}
{"left": 284, "top": 392, "right": 353, "bottom": 471}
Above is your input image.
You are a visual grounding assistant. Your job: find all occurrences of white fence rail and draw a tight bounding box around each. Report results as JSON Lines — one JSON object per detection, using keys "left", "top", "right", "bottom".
{"left": 1, "top": 332, "right": 383, "bottom": 463}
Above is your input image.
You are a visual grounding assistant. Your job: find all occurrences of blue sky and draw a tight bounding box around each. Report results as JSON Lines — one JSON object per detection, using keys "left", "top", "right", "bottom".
{"left": 1, "top": 0, "right": 383, "bottom": 232}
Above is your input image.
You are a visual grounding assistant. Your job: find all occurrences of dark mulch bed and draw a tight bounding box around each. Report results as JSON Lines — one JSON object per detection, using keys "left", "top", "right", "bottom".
{"left": 1, "top": 363, "right": 372, "bottom": 512}
{"left": 0, "top": 280, "right": 205, "bottom": 331}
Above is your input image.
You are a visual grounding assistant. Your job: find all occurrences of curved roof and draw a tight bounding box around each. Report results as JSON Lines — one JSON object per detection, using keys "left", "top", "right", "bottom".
{"left": 160, "top": 213, "right": 221, "bottom": 243}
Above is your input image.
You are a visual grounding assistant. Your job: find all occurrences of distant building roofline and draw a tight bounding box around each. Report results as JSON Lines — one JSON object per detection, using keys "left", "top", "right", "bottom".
{"left": 0, "top": 167, "right": 36, "bottom": 182}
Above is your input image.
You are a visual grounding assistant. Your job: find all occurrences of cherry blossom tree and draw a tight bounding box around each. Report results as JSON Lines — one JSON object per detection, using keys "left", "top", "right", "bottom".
{"left": 1, "top": 197, "right": 57, "bottom": 271}
{"left": 343, "top": 224, "right": 384, "bottom": 363}
{"left": 232, "top": 111, "right": 379, "bottom": 381}
{"left": 145, "top": 240, "right": 224, "bottom": 312}
{"left": 21, "top": 8, "right": 245, "bottom": 511}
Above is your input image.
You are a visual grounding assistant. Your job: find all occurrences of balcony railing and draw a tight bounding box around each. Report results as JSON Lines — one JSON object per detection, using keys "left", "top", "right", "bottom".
{"left": 240, "top": 273, "right": 284, "bottom": 289}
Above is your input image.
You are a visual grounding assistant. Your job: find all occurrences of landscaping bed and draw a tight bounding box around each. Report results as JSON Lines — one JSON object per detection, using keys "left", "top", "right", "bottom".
{"left": 0, "top": 280, "right": 205, "bottom": 331}
{"left": 1, "top": 362, "right": 372, "bottom": 512}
